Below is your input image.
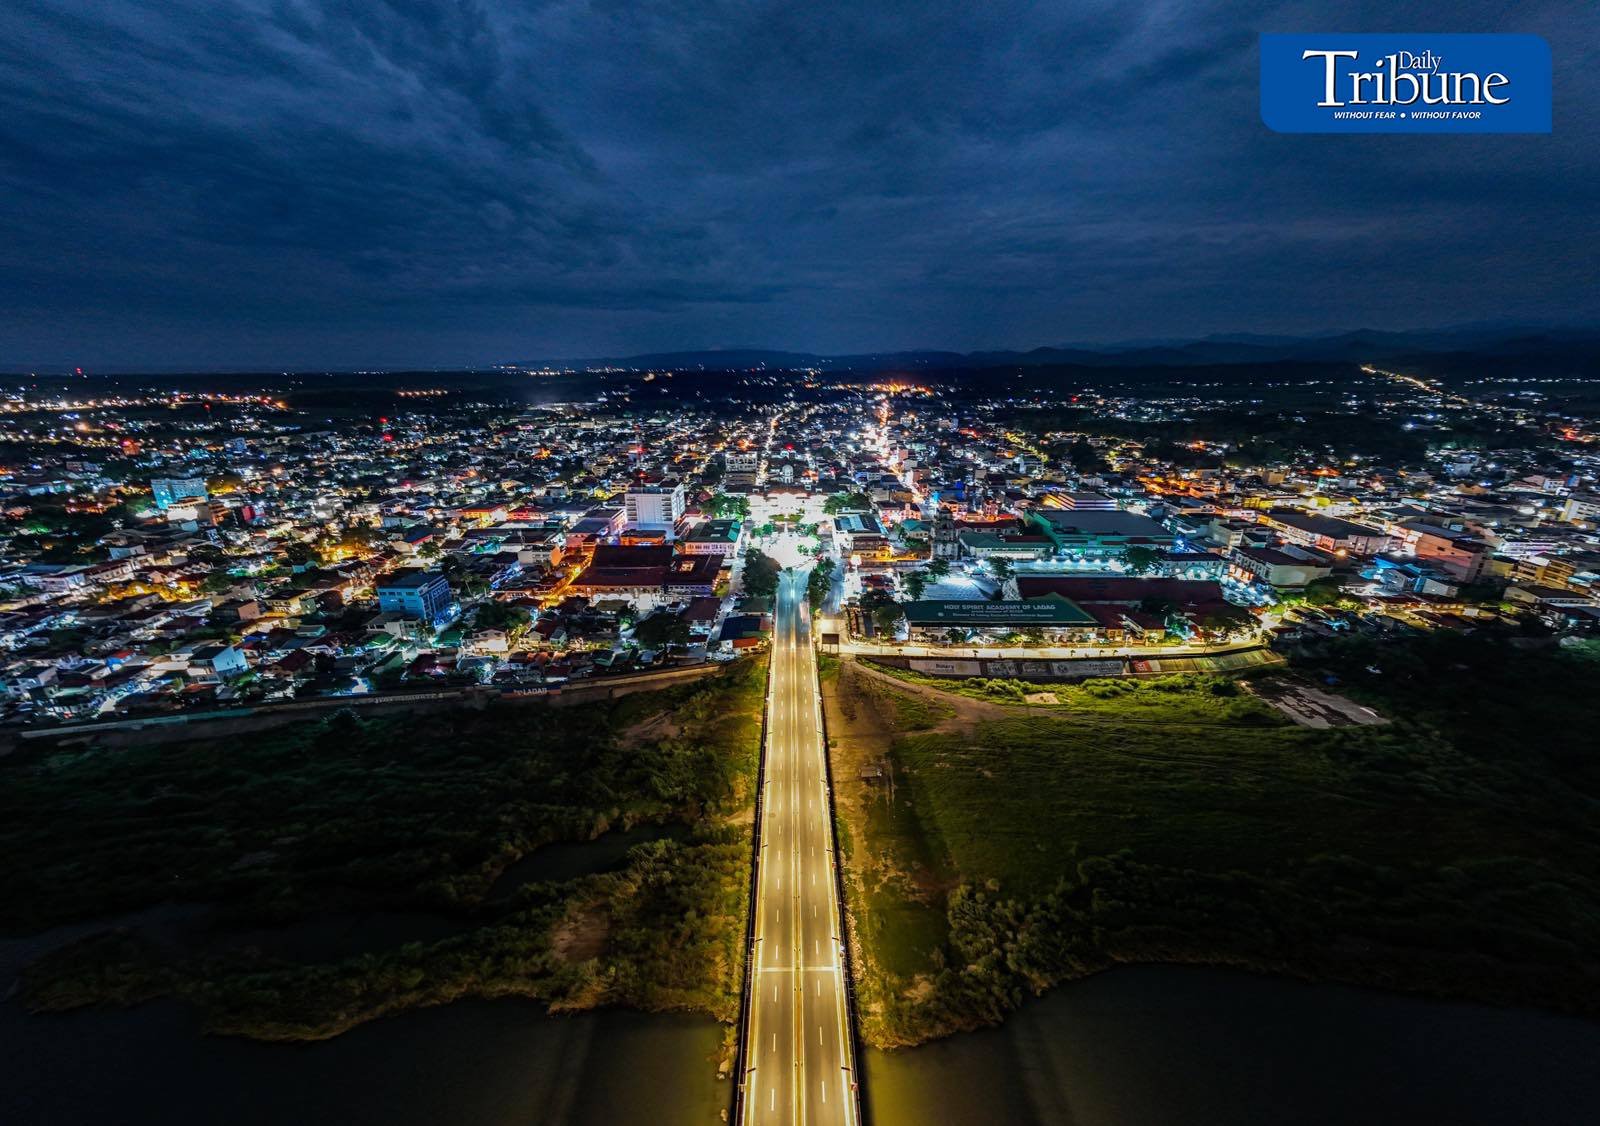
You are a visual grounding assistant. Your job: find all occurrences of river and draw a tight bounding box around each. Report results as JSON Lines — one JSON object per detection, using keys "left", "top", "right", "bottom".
{"left": 864, "top": 965, "right": 1600, "bottom": 1126}
{"left": 6, "top": 963, "right": 1598, "bottom": 1124}
{"left": 8, "top": 918, "right": 1600, "bottom": 1125}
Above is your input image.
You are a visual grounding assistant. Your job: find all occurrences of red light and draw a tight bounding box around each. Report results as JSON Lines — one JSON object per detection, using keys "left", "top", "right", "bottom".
{"left": 382, "top": 434, "right": 393, "bottom": 442}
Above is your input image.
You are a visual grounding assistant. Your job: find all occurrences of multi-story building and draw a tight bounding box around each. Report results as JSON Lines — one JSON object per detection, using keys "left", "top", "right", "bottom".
{"left": 1228, "top": 544, "right": 1334, "bottom": 589}
{"left": 376, "top": 570, "right": 453, "bottom": 623}
{"left": 1262, "top": 509, "right": 1390, "bottom": 557}
{"left": 624, "top": 480, "right": 686, "bottom": 538}
{"left": 152, "top": 476, "right": 209, "bottom": 511}
{"left": 1561, "top": 494, "right": 1600, "bottom": 525}
{"left": 723, "top": 451, "right": 760, "bottom": 492}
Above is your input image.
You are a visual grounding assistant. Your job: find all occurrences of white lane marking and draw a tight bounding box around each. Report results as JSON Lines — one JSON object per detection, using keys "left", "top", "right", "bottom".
{"left": 771, "top": 1088, "right": 775, "bottom": 1112}
{"left": 818, "top": 1024, "right": 823, "bottom": 1047}
{"left": 822, "top": 1079, "right": 827, "bottom": 1104}
{"left": 773, "top": 985, "right": 777, "bottom": 1002}
{"left": 772, "top": 1033, "right": 777, "bottom": 1053}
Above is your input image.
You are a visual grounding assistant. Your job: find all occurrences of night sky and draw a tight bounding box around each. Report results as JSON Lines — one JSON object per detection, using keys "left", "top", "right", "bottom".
{"left": 2, "top": 1, "right": 1596, "bottom": 370}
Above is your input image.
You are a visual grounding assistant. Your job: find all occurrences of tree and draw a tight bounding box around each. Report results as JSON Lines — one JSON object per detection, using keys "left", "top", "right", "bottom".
{"left": 823, "top": 491, "right": 871, "bottom": 515}
{"left": 1201, "top": 603, "right": 1256, "bottom": 638}
{"left": 1303, "top": 577, "right": 1347, "bottom": 606}
{"left": 474, "top": 601, "right": 531, "bottom": 635}
{"left": 872, "top": 601, "right": 903, "bottom": 637}
{"left": 705, "top": 492, "right": 750, "bottom": 520}
{"left": 632, "top": 611, "right": 692, "bottom": 655}
{"left": 807, "top": 557, "right": 836, "bottom": 605}
{"left": 902, "top": 569, "right": 930, "bottom": 601}
{"left": 1122, "top": 546, "right": 1161, "bottom": 575}
{"left": 1139, "top": 596, "right": 1179, "bottom": 619}
{"left": 860, "top": 590, "right": 903, "bottom": 638}
{"left": 926, "top": 559, "right": 951, "bottom": 579}
{"left": 121, "top": 495, "right": 156, "bottom": 520}
{"left": 283, "top": 541, "right": 319, "bottom": 567}
{"left": 987, "top": 556, "right": 1014, "bottom": 581}
{"left": 743, "top": 550, "right": 781, "bottom": 599}
{"left": 1067, "top": 436, "right": 1110, "bottom": 475}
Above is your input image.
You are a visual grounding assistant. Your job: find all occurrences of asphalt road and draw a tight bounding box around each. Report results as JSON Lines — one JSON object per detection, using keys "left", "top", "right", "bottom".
{"left": 742, "top": 570, "right": 859, "bottom": 1126}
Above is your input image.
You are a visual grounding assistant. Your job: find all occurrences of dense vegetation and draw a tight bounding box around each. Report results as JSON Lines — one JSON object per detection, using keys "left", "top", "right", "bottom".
{"left": 9, "top": 658, "right": 767, "bottom": 1041}
{"left": 824, "top": 649, "right": 1600, "bottom": 1049}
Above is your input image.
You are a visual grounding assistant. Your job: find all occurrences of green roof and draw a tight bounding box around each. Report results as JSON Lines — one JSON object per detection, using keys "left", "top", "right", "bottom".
{"left": 901, "top": 599, "right": 1096, "bottom": 626}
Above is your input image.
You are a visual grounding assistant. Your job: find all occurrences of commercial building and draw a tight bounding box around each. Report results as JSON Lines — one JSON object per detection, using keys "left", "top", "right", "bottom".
{"left": 1262, "top": 509, "right": 1389, "bottom": 557}
{"left": 1228, "top": 544, "right": 1334, "bottom": 589}
{"left": 152, "top": 476, "right": 209, "bottom": 511}
{"left": 1053, "top": 491, "right": 1117, "bottom": 510}
{"left": 680, "top": 518, "right": 744, "bottom": 555}
{"left": 376, "top": 569, "right": 453, "bottom": 623}
{"left": 624, "top": 479, "right": 686, "bottom": 537}
{"left": 1027, "top": 508, "right": 1175, "bottom": 555}
{"left": 902, "top": 598, "right": 1098, "bottom": 641}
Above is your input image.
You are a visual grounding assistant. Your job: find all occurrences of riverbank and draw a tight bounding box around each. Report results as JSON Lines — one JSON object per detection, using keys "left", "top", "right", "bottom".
{"left": 5, "top": 657, "right": 766, "bottom": 1051}
{"left": 822, "top": 645, "right": 1600, "bottom": 1049}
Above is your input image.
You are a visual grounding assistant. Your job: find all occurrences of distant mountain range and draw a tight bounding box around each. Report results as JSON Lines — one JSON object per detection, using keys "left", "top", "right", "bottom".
{"left": 528, "top": 324, "right": 1600, "bottom": 373}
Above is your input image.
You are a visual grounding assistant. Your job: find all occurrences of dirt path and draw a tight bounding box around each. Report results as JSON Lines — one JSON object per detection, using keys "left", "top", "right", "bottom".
{"left": 842, "top": 657, "right": 1011, "bottom": 734}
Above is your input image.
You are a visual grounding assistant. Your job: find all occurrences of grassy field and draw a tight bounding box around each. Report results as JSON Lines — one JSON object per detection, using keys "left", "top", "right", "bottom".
{"left": 10, "top": 657, "right": 767, "bottom": 1043}
{"left": 824, "top": 653, "right": 1600, "bottom": 1048}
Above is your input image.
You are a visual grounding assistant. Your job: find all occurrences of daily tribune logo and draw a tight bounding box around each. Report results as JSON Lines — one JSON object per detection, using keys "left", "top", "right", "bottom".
{"left": 1261, "top": 34, "right": 1551, "bottom": 133}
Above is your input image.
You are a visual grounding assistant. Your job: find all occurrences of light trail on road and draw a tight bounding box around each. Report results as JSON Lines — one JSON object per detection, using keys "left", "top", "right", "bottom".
{"left": 740, "top": 569, "right": 859, "bottom": 1126}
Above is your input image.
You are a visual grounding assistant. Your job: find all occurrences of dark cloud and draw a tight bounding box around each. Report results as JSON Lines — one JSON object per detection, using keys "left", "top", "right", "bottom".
{"left": 0, "top": 0, "right": 1596, "bottom": 368}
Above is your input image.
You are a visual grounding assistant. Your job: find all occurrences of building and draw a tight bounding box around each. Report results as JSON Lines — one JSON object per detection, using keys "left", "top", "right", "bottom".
{"left": 1559, "top": 494, "right": 1600, "bottom": 525}
{"left": 723, "top": 450, "right": 760, "bottom": 492}
{"left": 955, "top": 530, "right": 1055, "bottom": 561}
{"left": 1396, "top": 520, "right": 1490, "bottom": 583}
{"left": 624, "top": 480, "right": 686, "bottom": 538}
{"left": 833, "top": 512, "right": 894, "bottom": 561}
{"left": 187, "top": 643, "right": 249, "bottom": 680}
{"left": 680, "top": 518, "right": 744, "bottom": 556}
{"left": 902, "top": 598, "right": 1098, "bottom": 642}
{"left": 1262, "top": 509, "right": 1389, "bottom": 557}
{"left": 152, "top": 476, "right": 209, "bottom": 511}
{"left": 1027, "top": 509, "right": 1175, "bottom": 555}
{"left": 664, "top": 553, "right": 723, "bottom": 596}
{"left": 1053, "top": 491, "right": 1117, "bottom": 510}
{"left": 1229, "top": 544, "right": 1334, "bottom": 589}
{"left": 569, "top": 544, "right": 675, "bottom": 603}
{"left": 376, "top": 569, "right": 453, "bottom": 623}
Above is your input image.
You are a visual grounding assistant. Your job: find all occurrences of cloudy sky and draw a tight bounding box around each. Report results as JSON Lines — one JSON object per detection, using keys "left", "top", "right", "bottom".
{"left": 1, "top": 0, "right": 1596, "bottom": 369}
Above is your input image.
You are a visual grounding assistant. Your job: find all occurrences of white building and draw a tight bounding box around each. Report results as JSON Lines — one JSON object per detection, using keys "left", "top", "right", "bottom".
{"left": 624, "top": 479, "right": 686, "bottom": 538}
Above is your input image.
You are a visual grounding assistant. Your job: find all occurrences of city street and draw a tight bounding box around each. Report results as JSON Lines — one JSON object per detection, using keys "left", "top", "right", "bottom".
{"left": 741, "top": 568, "right": 858, "bottom": 1126}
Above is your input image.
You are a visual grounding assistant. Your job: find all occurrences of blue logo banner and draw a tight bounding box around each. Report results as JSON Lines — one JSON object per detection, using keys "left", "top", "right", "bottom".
{"left": 1261, "top": 34, "right": 1551, "bottom": 133}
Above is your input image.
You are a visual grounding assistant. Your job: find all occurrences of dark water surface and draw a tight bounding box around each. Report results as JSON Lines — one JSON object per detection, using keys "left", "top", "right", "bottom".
{"left": 489, "top": 823, "right": 688, "bottom": 897}
{"left": 865, "top": 965, "right": 1600, "bottom": 1126}
{"left": 1, "top": 996, "right": 729, "bottom": 1126}
{"left": 7, "top": 938, "right": 1600, "bottom": 1125}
